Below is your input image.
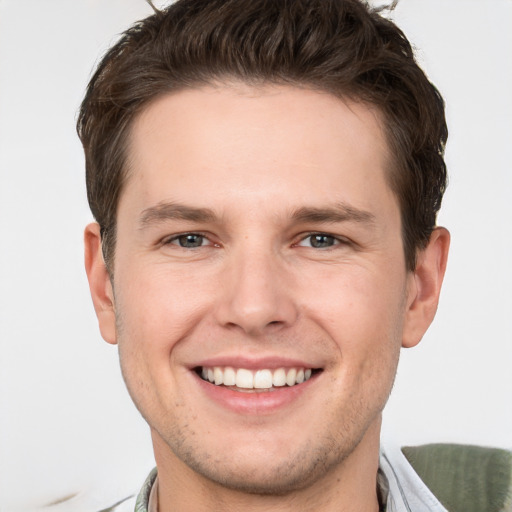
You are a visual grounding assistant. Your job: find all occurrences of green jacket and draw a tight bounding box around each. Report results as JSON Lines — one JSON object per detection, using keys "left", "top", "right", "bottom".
{"left": 36, "top": 443, "right": 512, "bottom": 511}
{"left": 400, "top": 444, "right": 512, "bottom": 512}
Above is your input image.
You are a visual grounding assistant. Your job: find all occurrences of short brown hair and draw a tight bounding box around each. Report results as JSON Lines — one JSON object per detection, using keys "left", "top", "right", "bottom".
{"left": 77, "top": 0, "right": 447, "bottom": 272}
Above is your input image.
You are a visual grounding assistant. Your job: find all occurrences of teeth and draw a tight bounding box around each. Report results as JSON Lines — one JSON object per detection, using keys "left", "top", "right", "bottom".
{"left": 236, "top": 368, "right": 254, "bottom": 389}
{"left": 286, "top": 368, "right": 297, "bottom": 387}
{"left": 272, "top": 368, "right": 286, "bottom": 387}
{"left": 200, "top": 366, "right": 314, "bottom": 389}
{"left": 254, "top": 369, "right": 273, "bottom": 389}
{"left": 214, "top": 367, "right": 223, "bottom": 385}
{"left": 223, "top": 366, "right": 236, "bottom": 386}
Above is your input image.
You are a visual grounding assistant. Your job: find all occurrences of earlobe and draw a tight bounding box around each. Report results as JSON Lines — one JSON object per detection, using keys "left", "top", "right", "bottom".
{"left": 402, "top": 227, "right": 450, "bottom": 348}
{"left": 84, "top": 223, "right": 117, "bottom": 345}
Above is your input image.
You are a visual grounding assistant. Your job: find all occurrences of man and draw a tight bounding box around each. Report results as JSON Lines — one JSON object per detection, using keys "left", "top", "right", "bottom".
{"left": 77, "top": 0, "right": 483, "bottom": 510}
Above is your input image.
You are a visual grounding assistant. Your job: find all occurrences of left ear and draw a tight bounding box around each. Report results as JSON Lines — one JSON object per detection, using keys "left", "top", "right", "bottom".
{"left": 84, "top": 222, "right": 117, "bottom": 345}
{"left": 402, "top": 227, "right": 450, "bottom": 348}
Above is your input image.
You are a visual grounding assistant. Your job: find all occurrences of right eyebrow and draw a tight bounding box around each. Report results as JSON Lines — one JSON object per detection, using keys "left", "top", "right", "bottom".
{"left": 139, "top": 202, "right": 217, "bottom": 229}
{"left": 291, "top": 203, "right": 376, "bottom": 226}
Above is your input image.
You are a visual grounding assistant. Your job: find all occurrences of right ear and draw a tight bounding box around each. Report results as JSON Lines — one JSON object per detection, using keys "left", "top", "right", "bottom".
{"left": 84, "top": 223, "right": 117, "bottom": 344}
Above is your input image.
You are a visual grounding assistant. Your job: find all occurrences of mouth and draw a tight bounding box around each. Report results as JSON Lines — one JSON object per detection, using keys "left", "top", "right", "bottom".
{"left": 195, "top": 366, "right": 321, "bottom": 392}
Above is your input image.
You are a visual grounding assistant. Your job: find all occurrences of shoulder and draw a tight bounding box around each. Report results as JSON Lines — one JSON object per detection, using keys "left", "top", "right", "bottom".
{"left": 402, "top": 443, "right": 512, "bottom": 512}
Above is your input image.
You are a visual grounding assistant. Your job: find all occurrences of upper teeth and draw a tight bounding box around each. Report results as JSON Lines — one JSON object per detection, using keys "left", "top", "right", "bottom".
{"left": 201, "top": 366, "right": 313, "bottom": 389}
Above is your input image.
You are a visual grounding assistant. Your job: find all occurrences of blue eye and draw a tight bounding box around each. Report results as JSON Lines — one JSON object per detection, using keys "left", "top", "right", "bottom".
{"left": 297, "top": 234, "right": 340, "bottom": 249}
{"left": 309, "top": 234, "right": 336, "bottom": 248}
{"left": 171, "top": 234, "right": 206, "bottom": 248}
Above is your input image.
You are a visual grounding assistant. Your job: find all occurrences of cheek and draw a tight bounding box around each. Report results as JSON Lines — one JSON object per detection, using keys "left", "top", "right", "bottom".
{"left": 114, "top": 264, "right": 213, "bottom": 347}
{"left": 302, "top": 263, "right": 407, "bottom": 335}
{"left": 113, "top": 276, "right": 198, "bottom": 422}
{"left": 302, "top": 263, "right": 406, "bottom": 397}
{"left": 112, "top": 264, "right": 219, "bottom": 414}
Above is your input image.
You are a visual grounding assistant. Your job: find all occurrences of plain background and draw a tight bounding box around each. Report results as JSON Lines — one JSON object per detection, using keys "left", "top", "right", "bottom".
{"left": 1, "top": 0, "right": 511, "bottom": 510}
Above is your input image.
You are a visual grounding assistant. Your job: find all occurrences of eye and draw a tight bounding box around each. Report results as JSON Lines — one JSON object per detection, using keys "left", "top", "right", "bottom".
{"left": 297, "top": 233, "right": 341, "bottom": 249}
{"left": 167, "top": 233, "right": 208, "bottom": 248}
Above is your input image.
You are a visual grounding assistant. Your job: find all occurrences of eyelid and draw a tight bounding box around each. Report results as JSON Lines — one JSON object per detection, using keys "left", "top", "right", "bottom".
{"left": 159, "top": 231, "right": 350, "bottom": 248}
{"left": 162, "top": 231, "right": 216, "bottom": 247}
{"left": 294, "top": 232, "right": 350, "bottom": 248}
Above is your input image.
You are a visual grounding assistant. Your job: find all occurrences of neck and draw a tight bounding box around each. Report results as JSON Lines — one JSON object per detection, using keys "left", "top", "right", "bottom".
{"left": 152, "top": 420, "right": 382, "bottom": 512}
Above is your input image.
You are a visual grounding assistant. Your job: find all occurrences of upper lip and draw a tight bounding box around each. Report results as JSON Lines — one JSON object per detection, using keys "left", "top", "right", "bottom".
{"left": 190, "top": 355, "right": 320, "bottom": 370}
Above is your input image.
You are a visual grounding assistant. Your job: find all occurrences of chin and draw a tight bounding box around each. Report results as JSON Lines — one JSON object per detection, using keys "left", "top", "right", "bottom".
{"left": 163, "top": 424, "right": 368, "bottom": 497}
{"left": 186, "top": 454, "right": 335, "bottom": 496}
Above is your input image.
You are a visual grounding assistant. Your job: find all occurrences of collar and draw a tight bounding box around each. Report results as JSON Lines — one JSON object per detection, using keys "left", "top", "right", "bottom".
{"left": 138, "top": 468, "right": 389, "bottom": 512}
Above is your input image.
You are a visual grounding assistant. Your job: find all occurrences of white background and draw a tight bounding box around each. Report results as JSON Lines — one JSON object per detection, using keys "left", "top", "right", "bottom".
{"left": 1, "top": 0, "right": 511, "bottom": 510}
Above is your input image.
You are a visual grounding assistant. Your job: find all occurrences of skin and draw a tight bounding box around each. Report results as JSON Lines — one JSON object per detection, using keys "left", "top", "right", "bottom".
{"left": 85, "top": 84, "right": 449, "bottom": 511}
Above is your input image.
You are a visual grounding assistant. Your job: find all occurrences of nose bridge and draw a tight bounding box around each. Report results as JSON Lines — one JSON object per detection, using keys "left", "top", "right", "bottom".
{"left": 216, "top": 241, "right": 297, "bottom": 335}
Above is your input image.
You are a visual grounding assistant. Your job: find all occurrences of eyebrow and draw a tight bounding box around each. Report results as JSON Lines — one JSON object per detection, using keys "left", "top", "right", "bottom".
{"left": 139, "top": 202, "right": 217, "bottom": 228}
{"left": 138, "top": 201, "right": 376, "bottom": 229}
{"left": 291, "top": 204, "right": 376, "bottom": 226}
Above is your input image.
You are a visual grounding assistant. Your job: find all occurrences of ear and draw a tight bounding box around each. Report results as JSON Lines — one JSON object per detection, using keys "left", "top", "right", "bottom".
{"left": 402, "top": 227, "right": 450, "bottom": 348}
{"left": 84, "top": 223, "right": 117, "bottom": 345}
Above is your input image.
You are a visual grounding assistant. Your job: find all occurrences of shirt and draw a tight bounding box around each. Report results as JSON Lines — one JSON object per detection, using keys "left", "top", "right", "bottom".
{"left": 121, "top": 443, "right": 448, "bottom": 512}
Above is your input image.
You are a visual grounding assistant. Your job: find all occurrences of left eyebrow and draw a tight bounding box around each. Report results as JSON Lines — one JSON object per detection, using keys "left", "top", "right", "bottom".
{"left": 290, "top": 203, "right": 376, "bottom": 226}
{"left": 139, "top": 202, "right": 217, "bottom": 228}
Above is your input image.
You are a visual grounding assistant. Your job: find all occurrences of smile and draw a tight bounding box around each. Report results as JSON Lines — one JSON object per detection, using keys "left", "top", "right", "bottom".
{"left": 198, "top": 366, "right": 315, "bottom": 391}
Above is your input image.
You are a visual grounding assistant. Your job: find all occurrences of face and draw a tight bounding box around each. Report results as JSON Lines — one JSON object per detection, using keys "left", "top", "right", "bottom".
{"left": 87, "top": 84, "right": 443, "bottom": 495}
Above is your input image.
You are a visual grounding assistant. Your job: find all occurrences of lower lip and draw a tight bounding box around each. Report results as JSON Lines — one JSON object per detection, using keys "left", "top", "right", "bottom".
{"left": 193, "top": 372, "right": 318, "bottom": 415}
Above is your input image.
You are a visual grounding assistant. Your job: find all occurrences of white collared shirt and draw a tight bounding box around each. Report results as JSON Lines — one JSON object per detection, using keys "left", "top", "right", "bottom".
{"left": 130, "top": 443, "right": 447, "bottom": 512}
{"left": 37, "top": 442, "right": 446, "bottom": 511}
{"left": 379, "top": 443, "right": 448, "bottom": 512}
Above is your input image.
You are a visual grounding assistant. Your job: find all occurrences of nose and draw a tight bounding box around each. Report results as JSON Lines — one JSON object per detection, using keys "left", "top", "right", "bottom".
{"left": 214, "top": 245, "right": 299, "bottom": 336}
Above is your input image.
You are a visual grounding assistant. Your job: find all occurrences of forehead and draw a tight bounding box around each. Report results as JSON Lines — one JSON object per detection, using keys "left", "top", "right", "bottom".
{"left": 123, "top": 83, "right": 396, "bottom": 220}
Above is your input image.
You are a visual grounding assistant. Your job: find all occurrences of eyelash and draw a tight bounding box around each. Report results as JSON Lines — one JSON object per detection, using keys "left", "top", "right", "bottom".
{"left": 162, "top": 232, "right": 349, "bottom": 250}
{"left": 295, "top": 232, "right": 350, "bottom": 249}
{"left": 163, "top": 232, "right": 212, "bottom": 248}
